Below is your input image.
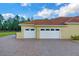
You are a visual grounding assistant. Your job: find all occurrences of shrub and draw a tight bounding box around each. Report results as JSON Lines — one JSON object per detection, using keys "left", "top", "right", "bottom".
{"left": 71, "top": 35, "right": 79, "bottom": 40}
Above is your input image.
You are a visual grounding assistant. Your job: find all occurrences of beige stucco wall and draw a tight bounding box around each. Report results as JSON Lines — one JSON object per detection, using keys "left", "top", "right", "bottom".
{"left": 16, "top": 32, "right": 23, "bottom": 39}
{"left": 16, "top": 24, "right": 79, "bottom": 39}
{"left": 61, "top": 25, "right": 79, "bottom": 39}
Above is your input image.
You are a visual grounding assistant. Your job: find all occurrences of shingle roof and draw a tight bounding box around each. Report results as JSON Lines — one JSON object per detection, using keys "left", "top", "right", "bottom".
{"left": 22, "top": 17, "right": 79, "bottom": 25}
{"left": 66, "top": 17, "right": 79, "bottom": 22}
{"left": 50, "top": 17, "right": 71, "bottom": 25}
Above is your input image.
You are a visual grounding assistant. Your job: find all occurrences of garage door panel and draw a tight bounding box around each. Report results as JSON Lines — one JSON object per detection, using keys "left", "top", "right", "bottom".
{"left": 24, "top": 28, "right": 36, "bottom": 38}
{"left": 40, "top": 28, "right": 60, "bottom": 39}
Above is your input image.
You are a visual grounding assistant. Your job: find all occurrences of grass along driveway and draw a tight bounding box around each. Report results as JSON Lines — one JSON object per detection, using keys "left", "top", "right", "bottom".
{"left": 0, "top": 32, "right": 16, "bottom": 37}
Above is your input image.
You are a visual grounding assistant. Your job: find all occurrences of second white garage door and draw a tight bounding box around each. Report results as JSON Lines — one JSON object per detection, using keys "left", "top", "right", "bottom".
{"left": 40, "top": 28, "right": 60, "bottom": 39}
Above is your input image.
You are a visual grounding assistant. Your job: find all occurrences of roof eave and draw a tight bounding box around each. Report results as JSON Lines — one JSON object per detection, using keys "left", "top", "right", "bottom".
{"left": 65, "top": 22, "right": 79, "bottom": 25}
{"left": 19, "top": 24, "right": 34, "bottom": 26}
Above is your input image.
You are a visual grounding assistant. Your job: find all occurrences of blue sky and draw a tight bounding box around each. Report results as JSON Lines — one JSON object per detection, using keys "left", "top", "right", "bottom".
{"left": 0, "top": 3, "right": 79, "bottom": 19}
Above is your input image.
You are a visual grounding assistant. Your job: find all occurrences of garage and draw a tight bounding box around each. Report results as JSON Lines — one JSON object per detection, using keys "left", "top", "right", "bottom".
{"left": 24, "top": 28, "right": 36, "bottom": 38}
{"left": 24, "top": 28, "right": 60, "bottom": 39}
{"left": 40, "top": 28, "right": 60, "bottom": 39}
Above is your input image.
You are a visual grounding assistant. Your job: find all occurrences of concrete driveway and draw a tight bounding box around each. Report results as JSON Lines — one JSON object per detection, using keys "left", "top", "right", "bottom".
{"left": 0, "top": 35, "right": 79, "bottom": 56}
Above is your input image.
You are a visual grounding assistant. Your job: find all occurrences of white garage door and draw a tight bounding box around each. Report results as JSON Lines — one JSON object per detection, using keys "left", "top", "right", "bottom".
{"left": 40, "top": 28, "right": 60, "bottom": 39}
{"left": 24, "top": 28, "right": 36, "bottom": 38}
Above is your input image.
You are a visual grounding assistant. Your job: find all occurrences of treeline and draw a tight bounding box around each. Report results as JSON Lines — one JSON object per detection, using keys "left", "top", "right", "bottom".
{"left": 0, "top": 14, "right": 31, "bottom": 31}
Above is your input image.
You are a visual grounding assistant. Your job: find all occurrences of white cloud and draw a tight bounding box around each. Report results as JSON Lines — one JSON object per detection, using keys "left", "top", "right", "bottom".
{"left": 33, "top": 3, "right": 79, "bottom": 19}
{"left": 2, "top": 13, "right": 15, "bottom": 19}
{"left": 56, "top": 3, "right": 79, "bottom": 17}
{"left": 55, "top": 3, "right": 62, "bottom": 6}
{"left": 20, "top": 3, "right": 31, "bottom": 7}
{"left": 34, "top": 8, "right": 54, "bottom": 18}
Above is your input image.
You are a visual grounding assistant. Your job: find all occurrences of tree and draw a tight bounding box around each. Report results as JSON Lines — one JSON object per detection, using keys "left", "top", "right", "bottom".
{"left": 44, "top": 18, "right": 48, "bottom": 20}
{"left": 2, "top": 21, "right": 8, "bottom": 31}
{"left": 12, "top": 15, "right": 20, "bottom": 31}
{"left": 0, "top": 14, "right": 4, "bottom": 31}
{"left": 20, "top": 17, "right": 26, "bottom": 22}
{"left": 27, "top": 18, "right": 31, "bottom": 22}
{"left": 7, "top": 17, "right": 13, "bottom": 31}
{"left": 0, "top": 14, "right": 22, "bottom": 31}
{"left": 2, "top": 17, "right": 13, "bottom": 31}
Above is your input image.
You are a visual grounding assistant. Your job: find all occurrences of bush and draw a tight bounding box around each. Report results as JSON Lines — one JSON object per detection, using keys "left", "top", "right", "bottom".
{"left": 71, "top": 35, "right": 79, "bottom": 40}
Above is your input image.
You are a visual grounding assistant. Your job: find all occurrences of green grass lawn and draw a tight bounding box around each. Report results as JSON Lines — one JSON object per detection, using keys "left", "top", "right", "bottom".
{"left": 0, "top": 32, "right": 16, "bottom": 37}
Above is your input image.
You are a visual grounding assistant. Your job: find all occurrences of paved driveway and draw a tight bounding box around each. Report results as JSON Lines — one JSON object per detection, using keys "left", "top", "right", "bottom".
{"left": 0, "top": 35, "right": 79, "bottom": 56}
